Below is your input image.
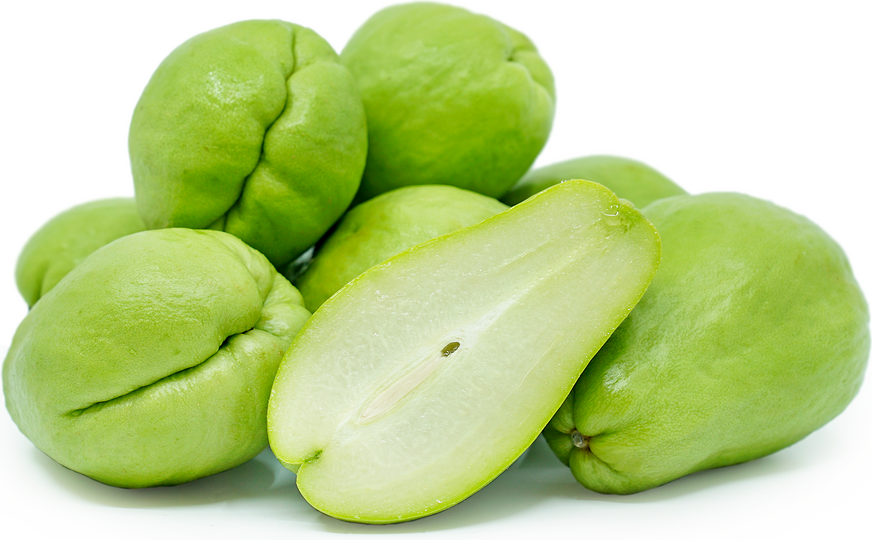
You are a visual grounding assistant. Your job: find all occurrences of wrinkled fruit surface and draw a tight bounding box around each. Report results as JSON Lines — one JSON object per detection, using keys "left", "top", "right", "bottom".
{"left": 130, "top": 20, "right": 367, "bottom": 267}
{"left": 544, "top": 192, "right": 870, "bottom": 494}
{"left": 342, "top": 2, "right": 555, "bottom": 201}
{"left": 4, "top": 229, "right": 310, "bottom": 487}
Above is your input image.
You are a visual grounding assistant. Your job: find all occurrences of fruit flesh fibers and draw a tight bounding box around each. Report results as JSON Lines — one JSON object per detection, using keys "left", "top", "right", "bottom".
{"left": 268, "top": 180, "right": 661, "bottom": 523}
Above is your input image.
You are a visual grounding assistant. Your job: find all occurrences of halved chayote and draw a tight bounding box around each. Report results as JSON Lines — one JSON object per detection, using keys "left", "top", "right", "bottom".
{"left": 3, "top": 229, "right": 310, "bottom": 487}
{"left": 129, "top": 20, "right": 367, "bottom": 268}
{"left": 342, "top": 2, "right": 555, "bottom": 201}
{"left": 293, "top": 185, "right": 508, "bottom": 311}
{"left": 268, "top": 180, "right": 660, "bottom": 523}
{"left": 15, "top": 198, "right": 146, "bottom": 308}
{"left": 544, "top": 192, "right": 870, "bottom": 494}
{"left": 501, "top": 155, "right": 686, "bottom": 207}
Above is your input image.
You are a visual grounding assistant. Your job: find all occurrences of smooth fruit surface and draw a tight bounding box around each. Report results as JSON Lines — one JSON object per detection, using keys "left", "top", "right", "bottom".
{"left": 501, "top": 155, "right": 686, "bottom": 207}
{"left": 268, "top": 180, "right": 661, "bottom": 523}
{"left": 15, "top": 198, "right": 146, "bottom": 308}
{"left": 129, "top": 20, "right": 367, "bottom": 267}
{"left": 293, "top": 185, "right": 508, "bottom": 311}
{"left": 3, "top": 229, "right": 311, "bottom": 487}
{"left": 543, "top": 192, "right": 870, "bottom": 494}
{"left": 342, "top": 2, "right": 555, "bottom": 201}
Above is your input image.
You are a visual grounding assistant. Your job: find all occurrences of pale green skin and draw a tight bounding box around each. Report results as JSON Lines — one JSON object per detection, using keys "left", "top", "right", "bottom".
{"left": 268, "top": 180, "right": 661, "bottom": 523}
{"left": 342, "top": 2, "right": 555, "bottom": 202}
{"left": 501, "top": 155, "right": 686, "bottom": 207}
{"left": 129, "top": 20, "right": 368, "bottom": 268}
{"left": 3, "top": 229, "right": 311, "bottom": 488}
{"left": 543, "top": 192, "right": 870, "bottom": 494}
{"left": 16, "top": 198, "right": 146, "bottom": 308}
{"left": 293, "top": 185, "right": 508, "bottom": 311}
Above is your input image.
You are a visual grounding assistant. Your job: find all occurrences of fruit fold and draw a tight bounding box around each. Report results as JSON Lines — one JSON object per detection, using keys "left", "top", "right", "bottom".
{"left": 4, "top": 229, "right": 311, "bottom": 487}
{"left": 129, "top": 20, "right": 367, "bottom": 267}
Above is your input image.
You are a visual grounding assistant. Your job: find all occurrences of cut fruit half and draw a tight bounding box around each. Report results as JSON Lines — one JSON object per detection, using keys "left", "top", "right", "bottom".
{"left": 267, "top": 179, "right": 661, "bottom": 523}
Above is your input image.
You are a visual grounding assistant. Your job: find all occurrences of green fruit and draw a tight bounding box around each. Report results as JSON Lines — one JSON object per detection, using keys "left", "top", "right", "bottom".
{"left": 15, "top": 198, "right": 146, "bottom": 308}
{"left": 129, "top": 20, "right": 368, "bottom": 268}
{"left": 294, "top": 185, "right": 508, "bottom": 311}
{"left": 342, "top": 2, "right": 555, "bottom": 202}
{"left": 3, "top": 229, "right": 311, "bottom": 488}
{"left": 267, "top": 180, "right": 661, "bottom": 523}
{"left": 543, "top": 192, "right": 870, "bottom": 494}
{"left": 502, "top": 155, "right": 686, "bottom": 207}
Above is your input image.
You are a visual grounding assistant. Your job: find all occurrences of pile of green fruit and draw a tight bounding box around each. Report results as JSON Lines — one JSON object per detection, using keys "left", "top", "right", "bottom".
{"left": 3, "top": 1, "right": 868, "bottom": 526}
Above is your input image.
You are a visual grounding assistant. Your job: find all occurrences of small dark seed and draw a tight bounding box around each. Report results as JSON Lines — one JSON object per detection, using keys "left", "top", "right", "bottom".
{"left": 441, "top": 341, "right": 460, "bottom": 356}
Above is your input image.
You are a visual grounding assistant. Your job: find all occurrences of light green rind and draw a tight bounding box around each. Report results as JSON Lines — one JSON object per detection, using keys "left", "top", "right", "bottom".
{"left": 3, "top": 229, "right": 311, "bottom": 487}
{"left": 15, "top": 198, "right": 146, "bottom": 308}
{"left": 268, "top": 180, "right": 661, "bottom": 523}
{"left": 129, "top": 20, "right": 367, "bottom": 267}
{"left": 342, "top": 2, "right": 555, "bottom": 202}
{"left": 543, "top": 192, "right": 870, "bottom": 494}
{"left": 501, "top": 155, "right": 686, "bottom": 207}
{"left": 293, "top": 185, "right": 508, "bottom": 311}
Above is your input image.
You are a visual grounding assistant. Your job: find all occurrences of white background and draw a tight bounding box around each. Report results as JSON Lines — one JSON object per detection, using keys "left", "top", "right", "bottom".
{"left": 1, "top": 1, "right": 870, "bottom": 538}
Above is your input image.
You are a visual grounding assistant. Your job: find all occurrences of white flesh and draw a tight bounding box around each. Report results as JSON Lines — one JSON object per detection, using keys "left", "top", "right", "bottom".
{"left": 267, "top": 180, "right": 660, "bottom": 523}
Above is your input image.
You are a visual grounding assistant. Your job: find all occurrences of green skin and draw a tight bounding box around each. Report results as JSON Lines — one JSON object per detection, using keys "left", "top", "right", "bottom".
{"left": 342, "top": 2, "right": 556, "bottom": 202}
{"left": 543, "top": 192, "right": 870, "bottom": 494}
{"left": 268, "top": 180, "right": 661, "bottom": 523}
{"left": 293, "top": 185, "right": 508, "bottom": 311}
{"left": 3, "top": 229, "right": 311, "bottom": 488}
{"left": 16, "top": 198, "right": 146, "bottom": 308}
{"left": 501, "top": 155, "right": 686, "bottom": 208}
{"left": 129, "top": 20, "right": 368, "bottom": 268}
